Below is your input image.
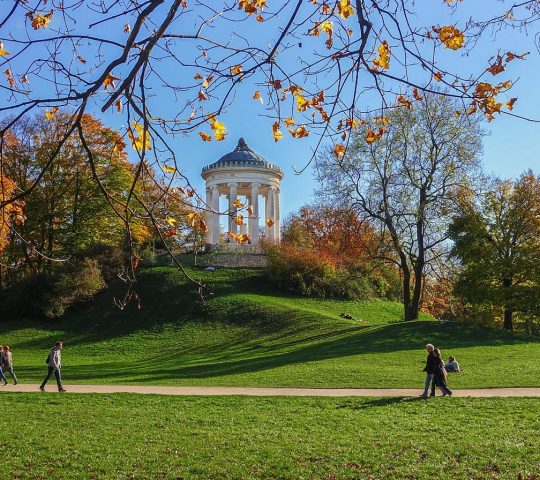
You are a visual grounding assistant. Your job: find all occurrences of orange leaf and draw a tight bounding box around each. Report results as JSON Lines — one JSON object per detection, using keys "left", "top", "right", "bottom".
{"left": 272, "top": 121, "right": 283, "bottom": 142}
{"left": 333, "top": 144, "right": 346, "bottom": 158}
{"left": 266, "top": 218, "right": 274, "bottom": 228}
{"left": 288, "top": 125, "right": 309, "bottom": 138}
{"left": 198, "top": 132, "right": 212, "bottom": 141}
{"left": 103, "top": 73, "right": 120, "bottom": 90}
{"left": 45, "top": 106, "right": 59, "bottom": 120}
{"left": 433, "top": 25, "right": 464, "bottom": 50}
{"left": 252, "top": 90, "right": 263, "bottom": 103}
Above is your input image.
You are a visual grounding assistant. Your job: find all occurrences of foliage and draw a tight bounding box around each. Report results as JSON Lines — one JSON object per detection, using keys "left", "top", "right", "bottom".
{"left": 1, "top": 258, "right": 105, "bottom": 320}
{"left": 316, "top": 93, "right": 483, "bottom": 321}
{"left": 449, "top": 172, "right": 540, "bottom": 331}
{"left": 0, "top": 175, "right": 25, "bottom": 255}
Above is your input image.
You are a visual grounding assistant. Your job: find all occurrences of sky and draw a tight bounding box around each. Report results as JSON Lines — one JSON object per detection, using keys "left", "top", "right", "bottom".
{"left": 2, "top": 1, "right": 539, "bottom": 222}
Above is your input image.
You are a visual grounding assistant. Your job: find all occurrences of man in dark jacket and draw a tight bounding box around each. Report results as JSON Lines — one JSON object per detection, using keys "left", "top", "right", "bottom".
{"left": 421, "top": 343, "right": 437, "bottom": 399}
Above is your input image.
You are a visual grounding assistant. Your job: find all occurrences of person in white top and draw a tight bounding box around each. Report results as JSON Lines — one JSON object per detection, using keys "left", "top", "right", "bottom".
{"left": 2, "top": 345, "right": 17, "bottom": 384}
{"left": 444, "top": 356, "right": 461, "bottom": 373}
{"left": 40, "top": 341, "right": 66, "bottom": 392}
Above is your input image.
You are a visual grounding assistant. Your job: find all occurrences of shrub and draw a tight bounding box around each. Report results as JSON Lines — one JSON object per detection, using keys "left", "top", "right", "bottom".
{"left": 266, "top": 243, "right": 376, "bottom": 300}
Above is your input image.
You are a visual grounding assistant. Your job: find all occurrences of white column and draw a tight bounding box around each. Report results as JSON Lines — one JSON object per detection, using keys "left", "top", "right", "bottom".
{"left": 266, "top": 186, "right": 275, "bottom": 242}
{"left": 250, "top": 182, "right": 260, "bottom": 243}
{"left": 211, "top": 185, "right": 220, "bottom": 244}
{"left": 274, "top": 188, "right": 280, "bottom": 242}
{"left": 228, "top": 182, "right": 238, "bottom": 234}
{"left": 205, "top": 188, "right": 213, "bottom": 244}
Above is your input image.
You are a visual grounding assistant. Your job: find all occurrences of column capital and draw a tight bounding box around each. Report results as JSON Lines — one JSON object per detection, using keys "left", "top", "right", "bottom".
{"left": 268, "top": 185, "right": 277, "bottom": 192}
{"left": 251, "top": 182, "right": 261, "bottom": 188}
{"left": 211, "top": 184, "right": 220, "bottom": 191}
{"left": 227, "top": 182, "right": 238, "bottom": 188}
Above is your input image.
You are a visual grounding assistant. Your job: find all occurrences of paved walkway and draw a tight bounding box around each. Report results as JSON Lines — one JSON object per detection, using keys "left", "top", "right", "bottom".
{"left": 2, "top": 384, "right": 540, "bottom": 397}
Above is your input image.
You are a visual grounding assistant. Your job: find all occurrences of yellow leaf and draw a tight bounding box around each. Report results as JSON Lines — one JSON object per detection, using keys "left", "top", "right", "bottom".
{"left": 373, "top": 41, "right": 391, "bottom": 70}
{"left": 28, "top": 10, "right": 54, "bottom": 30}
{"left": 366, "top": 128, "right": 385, "bottom": 144}
{"left": 284, "top": 116, "right": 295, "bottom": 127}
{"left": 272, "top": 121, "right": 283, "bottom": 142}
{"left": 128, "top": 121, "right": 152, "bottom": 152}
{"left": 295, "top": 93, "right": 309, "bottom": 112}
{"left": 208, "top": 115, "right": 227, "bottom": 141}
{"left": 45, "top": 106, "right": 59, "bottom": 120}
{"left": 433, "top": 25, "right": 465, "bottom": 50}
{"left": 0, "top": 42, "right": 10, "bottom": 56}
{"left": 288, "top": 125, "right": 309, "bottom": 138}
{"left": 233, "top": 198, "right": 244, "bottom": 209}
{"left": 235, "top": 214, "right": 244, "bottom": 226}
{"left": 166, "top": 217, "right": 177, "bottom": 226}
{"left": 163, "top": 165, "right": 176, "bottom": 174}
{"left": 337, "top": 0, "right": 355, "bottom": 19}
{"left": 103, "top": 73, "right": 120, "bottom": 90}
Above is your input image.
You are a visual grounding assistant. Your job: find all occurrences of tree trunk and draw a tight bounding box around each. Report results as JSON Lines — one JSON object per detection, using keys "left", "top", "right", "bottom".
{"left": 503, "top": 306, "right": 513, "bottom": 331}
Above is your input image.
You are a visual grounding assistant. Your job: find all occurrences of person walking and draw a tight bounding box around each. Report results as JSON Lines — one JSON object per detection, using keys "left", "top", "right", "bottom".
{"left": 40, "top": 341, "right": 66, "bottom": 392}
{"left": 0, "top": 346, "right": 8, "bottom": 386}
{"left": 421, "top": 343, "right": 438, "bottom": 399}
{"left": 433, "top": 348, "right": 452, "bottom": 396}
{"left": 2, "top": 345, "right": 17, "bottom": 384}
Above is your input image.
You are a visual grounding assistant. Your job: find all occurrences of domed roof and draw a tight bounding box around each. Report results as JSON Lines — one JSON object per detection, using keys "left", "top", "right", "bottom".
{"left": 202, "top": 138, "right": 282, "bottom": 174}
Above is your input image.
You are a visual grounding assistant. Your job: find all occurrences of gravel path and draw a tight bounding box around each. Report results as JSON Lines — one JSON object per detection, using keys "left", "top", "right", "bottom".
{"left": 2, "top": 384, "right": 540, "bottom": 397}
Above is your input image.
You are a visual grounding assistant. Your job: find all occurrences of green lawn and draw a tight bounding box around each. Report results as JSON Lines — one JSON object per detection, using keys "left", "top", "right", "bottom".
{"left": 2, "top": 266, "right": 539, "bottom": 388}
{"left": 0, "top": 393, "right": 538, "bottom": 479}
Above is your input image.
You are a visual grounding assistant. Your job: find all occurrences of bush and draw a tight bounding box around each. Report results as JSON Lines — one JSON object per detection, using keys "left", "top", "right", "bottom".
{"left": 1, "top": 258, "right": 105, "bottom": 320}
{"left": 266, "top": 244, "right": 377, "bottom": 300}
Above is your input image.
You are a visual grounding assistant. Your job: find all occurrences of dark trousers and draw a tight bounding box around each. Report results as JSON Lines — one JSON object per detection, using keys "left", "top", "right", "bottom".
{"left": 4, "top": 367, "right": 17, "bottom": 383}
{"left": 41, "top": 367, "right": 62, "bottom": 390}
{"left": 0, "top": 367, "right": 6, "bottom": 383}
{"left": 431, "top": 375, "right": 452, "bottom": 396}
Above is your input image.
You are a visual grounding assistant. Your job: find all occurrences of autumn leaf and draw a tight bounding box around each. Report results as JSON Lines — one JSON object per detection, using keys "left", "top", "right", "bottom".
{"left": 45, "top": 106, "right": 59, "bottom": 120}
{"left": 288, "top": 125, "right": 309, "bottom": 138}
{"left": 128, "top": 122, "right": 152, "bottom": 152}
{"left": 247, "top": 205, "right": 254, "bottom": 215}
{"left": 124, "top": 24, "right": 131, "bottom": 33}
{"left": 162, "top": 165, "right": 176, "bottom": 174}
{"left": 0, "top": 42, "right": 10, "bottom": 56}
{"left": 208, "top": 115, "right": 227, "bottom": 141}
{"left": 397, "top": 95, "right": 413, "bottom": 109}
{"left": 366, "top": 128, "right": 385, "bottom": 144}
{"left": 77, "top": 55, "right": 87, "bottom": 64}
{"left": 373, "top": 116, "right": 390, "bottom": 126}
{"left": 269, "top": 79, "right": 282, "bottom": 90}
{"left": 198, "top": 90, "right": 208, "bottom": 101}
{"left": 114, "top": 99, "right": 122, "bottom": 112}
{"left": 239, "top": 0, "right": 267, "bottom": 16}
{"left": 373, "top": 41, "right": 391, "bottom": 70}
{"left": 22, "top": 74, "right": 30, "bottom": 85}
{"left": 506, "top": 97, "right": 517, "bottom": 111}
{"left": 266, "top": 218, "right": 274, "bottom": 228}
{"left": 433, "top": 25, "right": 465, "bottom": 50}
{"left": 233, "top": 198, "right": 244, "bottom": 209}
{"left": 4, "top": 69, "right": 15, "bottom": 88}
{"left": 235, "top": 214, "right": 244, "bottom": 226}
{"left": 166, "top": 217, "right": 177, "bottom": 226}
{"left": 337, "top": 0, "right": 355, "bottom": 19}
{"left": 333, "top": 144, "right": 346, "bottom": 158}
{"left": 295, "top": 93, "right": 309, "bottom": 112}
{"left": 197, "top": 219, "right": 208, "bottom": 233}
{"left": 103, "top": 73, "right": 120, "bottom": 90}
{"left": 252, "top": 90, "right": 263, "bottom": 103}
{"left": 272, "top": 121, "right": 283, "bottom": 142}
{"left": 230, "top": 64, "right": 243, "bottom": 77}
{"left": 413, "top": 88, "right": 423, "bottom": 101}
{"left": 433, "top": 72, "right": 444, "bottom": 82}
{"left": 199, "top": 132, "right": 212, "bottom": 141}
{"left": 27, "top": 10, "right": 54, "bottom": 30}
{"left": 284, "top": 116, "right": 295, "bottom": 127}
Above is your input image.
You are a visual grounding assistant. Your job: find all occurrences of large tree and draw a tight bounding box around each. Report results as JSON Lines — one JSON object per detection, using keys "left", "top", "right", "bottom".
{"left": 316, "top": 93, "right": 483, "bottom": 321}
{"left": 0, "top": 1, "right": 537, "bottom": 289}
{"left": 449, "top": 172, "right": 540, "bottom": 331}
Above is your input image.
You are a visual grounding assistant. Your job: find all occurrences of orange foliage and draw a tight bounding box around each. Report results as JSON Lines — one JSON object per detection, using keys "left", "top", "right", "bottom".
{"left": 0, "top": 175, "right": 25, "bottom": 254}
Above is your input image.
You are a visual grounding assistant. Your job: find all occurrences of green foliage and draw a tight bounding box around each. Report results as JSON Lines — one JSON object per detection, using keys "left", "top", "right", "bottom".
{"left": 1, "top": 258, "right": 105, "bottom": 320}
{"left": 449, "top": 172, "right": 540, "bottom": 331}
{"left": 266, "top": 243, "right": 379, "bottom": 300}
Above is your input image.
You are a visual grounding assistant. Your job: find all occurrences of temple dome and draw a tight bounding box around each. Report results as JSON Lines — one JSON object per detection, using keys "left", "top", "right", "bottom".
{"left": 202, "top": 138, "right": 282, "bottom": 174}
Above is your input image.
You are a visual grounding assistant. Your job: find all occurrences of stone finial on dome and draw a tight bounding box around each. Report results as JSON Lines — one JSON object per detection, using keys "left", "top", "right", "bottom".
{"left": 235, "top": 137, "right": 252, "bottom": 152}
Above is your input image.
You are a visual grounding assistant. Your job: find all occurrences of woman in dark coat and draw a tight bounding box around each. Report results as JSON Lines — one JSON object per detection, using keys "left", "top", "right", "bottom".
{"left": 433, "top": 348, "right": 452, "bottom": 396}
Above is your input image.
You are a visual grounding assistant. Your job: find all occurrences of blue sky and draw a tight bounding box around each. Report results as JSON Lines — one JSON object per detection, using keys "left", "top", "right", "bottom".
{"left": 2, "top": 1, "right": 538, "bottom": 221}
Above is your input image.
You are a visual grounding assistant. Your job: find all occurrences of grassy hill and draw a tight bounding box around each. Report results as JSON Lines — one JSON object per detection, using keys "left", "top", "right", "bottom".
{"left": 1, "top": 265, "right": 539, "bottom": 388}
